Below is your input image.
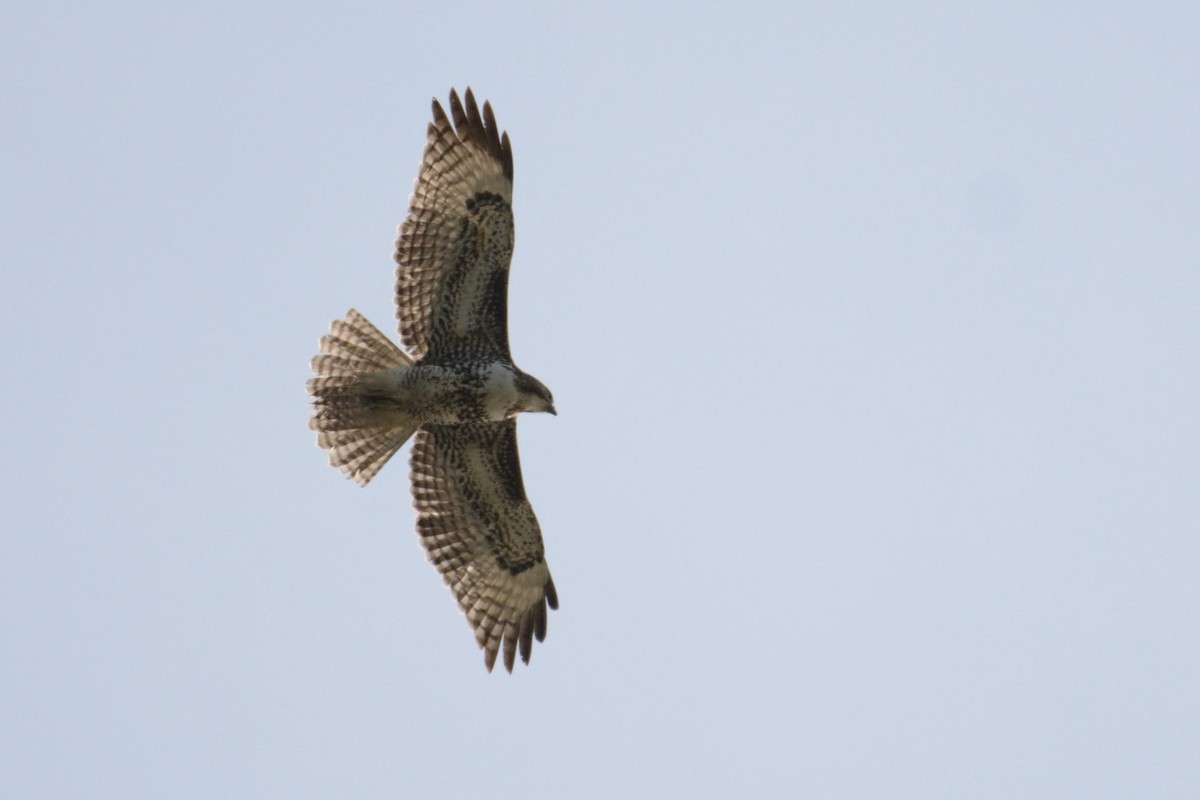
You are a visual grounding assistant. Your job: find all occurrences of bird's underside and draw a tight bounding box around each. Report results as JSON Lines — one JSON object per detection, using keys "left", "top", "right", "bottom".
{"left": 307, "top": 89, "right": 558, "bottom": 672}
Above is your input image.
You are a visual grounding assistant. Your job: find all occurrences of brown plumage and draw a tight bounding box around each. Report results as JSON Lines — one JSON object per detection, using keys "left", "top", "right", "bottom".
{"left": 308, "top": 89, "right": 558, "bottom": 672}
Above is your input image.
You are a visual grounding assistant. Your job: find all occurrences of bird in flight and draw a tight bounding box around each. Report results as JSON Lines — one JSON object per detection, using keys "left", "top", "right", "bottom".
{"left": 307, "top": 89, "right": 558, "bottom": 672}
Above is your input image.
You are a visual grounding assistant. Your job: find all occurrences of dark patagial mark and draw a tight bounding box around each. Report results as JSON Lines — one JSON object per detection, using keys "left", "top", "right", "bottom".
{"left": 465, "top": 191, "right": 507, "bottom": 213}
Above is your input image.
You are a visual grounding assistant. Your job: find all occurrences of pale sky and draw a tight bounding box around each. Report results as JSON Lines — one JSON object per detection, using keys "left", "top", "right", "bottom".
{"left": 3, "top": 2, "right": 1198, "bottom": 797}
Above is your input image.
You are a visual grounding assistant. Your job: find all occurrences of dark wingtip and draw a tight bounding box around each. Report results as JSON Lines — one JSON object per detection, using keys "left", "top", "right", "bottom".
{"left": 463, "top": 88, "right": 484, "bottom": 138}
{"left": 440, "top": 87, "right": 513, "bottom": 181}
{"left": 502, "top": 631, "right": 518, "bottom": 672}
{"left": 533, "top": 597, "right": 548, "bottom": 643}
{"left": 447, "top": 87, "right": 468, "bottom": 134}
{"left": 430, "top": 95, "right": 450, "bottom": 134}
{"left": 500, "top": 131, "right": 513, "bottom": 181}
{"left": 519, "top": 607, "right": 535, "bottom": 665}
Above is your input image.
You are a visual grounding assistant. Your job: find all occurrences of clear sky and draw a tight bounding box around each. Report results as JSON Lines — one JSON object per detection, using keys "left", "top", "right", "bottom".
{"left": 3, "top": 1, "right": 1198, "bottom": 797}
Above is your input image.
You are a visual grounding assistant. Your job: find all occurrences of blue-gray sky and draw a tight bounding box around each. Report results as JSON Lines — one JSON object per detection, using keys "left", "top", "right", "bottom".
{"left": 3, "top": 2, "right": 1198, "bottom": 797}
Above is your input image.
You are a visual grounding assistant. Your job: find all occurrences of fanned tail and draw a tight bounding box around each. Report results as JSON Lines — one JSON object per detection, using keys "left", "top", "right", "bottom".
{"left": 308, "top": 309, "right": 416, "bottom": 486}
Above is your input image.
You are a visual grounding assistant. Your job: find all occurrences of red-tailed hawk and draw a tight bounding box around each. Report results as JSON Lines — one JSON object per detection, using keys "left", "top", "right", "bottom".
{"left": 307, "top": 89, "right": 558, "bottom": 672}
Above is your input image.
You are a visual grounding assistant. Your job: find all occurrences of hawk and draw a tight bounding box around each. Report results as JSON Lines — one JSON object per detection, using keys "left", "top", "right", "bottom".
{"left": 307, "top": 89, "right": 558, "bottom": 672}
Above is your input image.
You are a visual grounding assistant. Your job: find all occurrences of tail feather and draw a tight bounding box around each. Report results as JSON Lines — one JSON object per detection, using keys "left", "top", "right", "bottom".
{"left": 315, "top": 427, "right": 415, "bottom": 487}
{"left": 310, "top": 308, "right": 412, "bottom": 384}
{"left": 308, "top": 309, "right": 417, "bottom": 486}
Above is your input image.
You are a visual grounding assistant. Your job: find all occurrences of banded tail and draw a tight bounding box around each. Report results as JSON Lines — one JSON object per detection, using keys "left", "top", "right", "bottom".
{"left": 308, "top": 309, "right": 416, "bottom": 486}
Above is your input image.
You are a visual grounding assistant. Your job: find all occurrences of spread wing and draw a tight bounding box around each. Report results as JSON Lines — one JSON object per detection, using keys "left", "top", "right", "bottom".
{"left": 395, "top": 88, "right": 515, "bottom": 364}
{"left": 410, "top": 420, "right": 558, "bottom": 672}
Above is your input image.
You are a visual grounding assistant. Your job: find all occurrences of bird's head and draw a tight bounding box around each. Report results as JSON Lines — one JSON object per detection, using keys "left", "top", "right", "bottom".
{"left": 512, "top": 370, "right": 556, "bottom": 417}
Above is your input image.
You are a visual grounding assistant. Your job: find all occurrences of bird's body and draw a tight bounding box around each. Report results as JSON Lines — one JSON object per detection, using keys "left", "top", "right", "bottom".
{"left": 307, "top": 89, "right": 558, "bottom": 672}
{"left": 319, "top": 359, "right": 543, "bottom": 428}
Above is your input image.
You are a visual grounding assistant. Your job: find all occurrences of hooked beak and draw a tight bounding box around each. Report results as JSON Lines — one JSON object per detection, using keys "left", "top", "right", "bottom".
{"left": 547, "top": 404, "right": 557, "bottom": 416}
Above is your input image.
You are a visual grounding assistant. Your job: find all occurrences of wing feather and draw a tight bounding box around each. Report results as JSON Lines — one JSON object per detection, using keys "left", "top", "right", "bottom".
{"left": 410, "top": 420, "right": 557, "bottom": 672}
{"left": 395, "top": 88, "right": 515, "bottom": 363}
